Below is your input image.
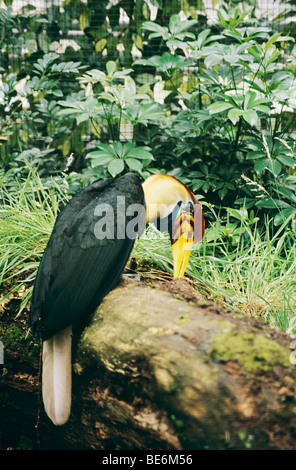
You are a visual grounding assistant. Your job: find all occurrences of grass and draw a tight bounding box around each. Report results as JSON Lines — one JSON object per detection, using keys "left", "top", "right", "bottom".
{"left": 135, "top": 217, "right": 296, "bottom": 334}
{"left": 0, "top": 170, "right": 67, "bottom": 315}
{"left": 1, "top": 173, "right": 296, "bottom": 335}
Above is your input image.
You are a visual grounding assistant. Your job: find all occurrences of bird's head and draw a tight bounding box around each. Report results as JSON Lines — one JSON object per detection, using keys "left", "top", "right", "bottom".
{"left": 142, "top": 174, "right": 204, "bottom": 278}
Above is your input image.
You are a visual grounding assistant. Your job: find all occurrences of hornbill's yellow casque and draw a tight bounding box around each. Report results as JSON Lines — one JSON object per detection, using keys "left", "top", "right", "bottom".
{"left": 28, "top": 173, "right": 204, "bottom": 426}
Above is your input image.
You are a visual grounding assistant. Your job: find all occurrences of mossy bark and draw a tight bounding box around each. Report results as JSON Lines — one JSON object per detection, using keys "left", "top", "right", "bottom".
{"left": 1, "top": 277, "right": 296, "bottom": 449}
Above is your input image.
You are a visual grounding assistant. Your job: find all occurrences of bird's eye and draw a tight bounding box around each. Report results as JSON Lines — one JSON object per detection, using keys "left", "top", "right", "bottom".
{"left": 188, "top": 200, "right": 194, "bottom": 214}
{"left": 183, "top": 200, "right": 194, "bottom": 215}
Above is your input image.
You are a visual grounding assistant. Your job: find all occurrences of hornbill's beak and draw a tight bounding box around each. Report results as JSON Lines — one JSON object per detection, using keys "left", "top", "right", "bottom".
{"left": 142, "top": 174, "right": 204, "bottom": 278}
{"left": 170, "top": 198, "right": 204, "bottom": 277}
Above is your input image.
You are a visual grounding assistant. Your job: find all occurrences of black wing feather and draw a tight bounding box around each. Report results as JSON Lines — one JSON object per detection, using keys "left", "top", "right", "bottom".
{"left": 29, "top": 173, "right": 144, "bottom": 340}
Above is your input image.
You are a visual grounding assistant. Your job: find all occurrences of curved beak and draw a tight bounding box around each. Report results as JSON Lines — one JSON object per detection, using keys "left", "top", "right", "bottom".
{"left": 171, "top": 234, "right": 193, "bottom": 278}
{"left": 142, "top": 174, "right": 204, "bottom": 279}
{"left": 170, "top": 200, "right": 204, "bottom": 278}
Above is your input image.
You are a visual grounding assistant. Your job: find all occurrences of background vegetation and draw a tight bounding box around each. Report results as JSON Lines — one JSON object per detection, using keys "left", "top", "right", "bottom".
{"left": 0, "top": 0, "right": 296, "bottom": 334}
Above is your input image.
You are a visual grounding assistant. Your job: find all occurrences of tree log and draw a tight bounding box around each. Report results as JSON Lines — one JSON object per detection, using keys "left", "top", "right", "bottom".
{"left": 1, "top": 277, "right": 296, "bottom": 450}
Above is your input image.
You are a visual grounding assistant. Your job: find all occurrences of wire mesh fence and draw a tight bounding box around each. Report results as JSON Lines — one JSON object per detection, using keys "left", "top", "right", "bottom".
{"left": 2, "top": 0, "right": 294, "bottom": 66}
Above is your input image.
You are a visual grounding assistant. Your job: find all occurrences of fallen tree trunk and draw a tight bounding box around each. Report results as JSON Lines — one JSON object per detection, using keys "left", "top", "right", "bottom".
{"left": 1, "top": 277, "right": 296, "bottom": 450}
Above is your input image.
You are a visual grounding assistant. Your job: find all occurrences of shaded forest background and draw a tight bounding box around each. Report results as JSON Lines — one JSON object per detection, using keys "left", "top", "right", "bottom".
{"left": 0, "top": 0, "right": 295, "bottom": 209}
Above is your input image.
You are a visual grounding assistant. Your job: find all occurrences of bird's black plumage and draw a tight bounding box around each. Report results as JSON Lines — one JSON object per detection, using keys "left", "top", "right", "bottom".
{"left": 29, "top": 173, "right": 145, "bottom": 340}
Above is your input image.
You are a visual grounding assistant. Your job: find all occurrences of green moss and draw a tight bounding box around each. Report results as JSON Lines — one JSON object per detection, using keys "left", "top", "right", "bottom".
{"left": 1, "top": 325, "right": 23, "bottom": 349}
{"left": 177, "top": 314, "right": 191, "bottom": 328}
{"left": 209, "top": 329, "right": 291, "bottom": 374}
{"left": 0, "top": 323, "right": 40, "bottom": 361}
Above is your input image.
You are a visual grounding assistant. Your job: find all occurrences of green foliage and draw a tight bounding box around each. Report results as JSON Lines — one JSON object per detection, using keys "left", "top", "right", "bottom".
{"left": 135, "top": 210, "right": 296, "bottom": 333}
{"left": 135, "top": 4, "right": 296, "bottom": 226}
{"left": 136, "top": 52, "right": 194, "bottom": 73}
{"left": 87, "top": 141, "right": 153, "bottom": 177}
{"left": 1, "top": 172, "right": 296, "bottom": 333}
{"left": 142, "top": 14, "right": 197, "bottom": 42}
{"left": 0, "top": 167, "right": 66, "bottom": 314}
{"left": 58, "top": 59, "right": 166, "bottom": 177}
{"left": 1, "top": 1, "right": 295, "bottom": 221}
{"left": 0, "top": 4, "right": 86, "bottom": 181}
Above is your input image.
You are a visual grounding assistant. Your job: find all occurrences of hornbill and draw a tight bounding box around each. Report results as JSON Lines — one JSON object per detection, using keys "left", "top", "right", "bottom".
{"left": 28, "top": 173, "right": 204, "bottom": 426}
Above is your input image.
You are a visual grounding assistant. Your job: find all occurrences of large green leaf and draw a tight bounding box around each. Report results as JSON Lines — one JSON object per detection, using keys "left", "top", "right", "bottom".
{"left": 254, "top": 158, "right": 269, "bottom": 172}
{"left": 142, "top": 21, "right": 169, "bottom": 40}
{"left": 276, "top": 154, "right": 295, "bottom": 168}
{"left": 242, "top": 109, "right": 258, "bottom": 126}
{"left": 204, "top": 54, "right": 222, "bottom": 68}
{"left": 208, "top": 101, "right": 234, "bottom": 114}
{"left": 256, "top": 198, "right": 290, "bottom": 209}
{"left": 108, "top": 159, "right": 124, "bottom": 177}
{"left": 228, "top": 108, "right": 242, "bottom": 124}
{"left": 274, "top": 208, "right": 296, "bottom": 226}
{"left": 135, "top": 53, "right": 193, "bottom": 72}
{"left": 88, "top": 155, "right": 113, "bottom": 166}
{"left": 127, "top": 145, "right": 153, "bottom": 160}
{"left": 125, "top": 158, "right": 143, "bottom": 172}
{"left": 169, "top": 14, "right": 197, "bottom": 36}
{"left": 122, "top": 103, "right": 166, "bottom": 125}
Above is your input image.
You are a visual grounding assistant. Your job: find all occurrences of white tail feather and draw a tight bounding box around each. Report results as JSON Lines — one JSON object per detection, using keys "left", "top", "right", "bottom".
{"left": 42, "top": 326, "right": 72, "bottom": 425}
